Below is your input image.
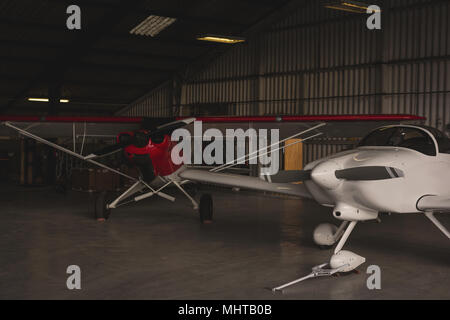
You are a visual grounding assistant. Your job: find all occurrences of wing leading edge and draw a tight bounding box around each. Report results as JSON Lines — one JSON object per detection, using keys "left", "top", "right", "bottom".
{"left": 417, "top": 195, "right": 450, "bottom": 212}
{"left": 417, "top": 195, "right": 450, "bottom": 239}
{"left": 179, "top": 169, "right": 312, "bottom": 199}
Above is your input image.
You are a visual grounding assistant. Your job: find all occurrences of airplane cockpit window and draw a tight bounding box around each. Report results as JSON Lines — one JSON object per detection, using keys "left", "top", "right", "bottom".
{"left": 420, "top": 126, "right": 450, "bottom": 154}
{"left": 359, "top": 127, "right": 437, "bottom": 156}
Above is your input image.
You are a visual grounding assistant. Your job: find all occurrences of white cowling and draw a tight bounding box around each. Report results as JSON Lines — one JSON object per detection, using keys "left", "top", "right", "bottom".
{"left": 310, "top": 160, "right": 343, "bottom": 190}
{"left": 313, "top": 223, "right": 338, "bottom": 246}
{"left": 330, "top": 250, "right": 366, "bottom": 272}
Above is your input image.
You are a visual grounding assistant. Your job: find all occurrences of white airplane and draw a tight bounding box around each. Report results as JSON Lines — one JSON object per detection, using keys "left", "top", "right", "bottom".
{"left": 181, "top": 124, "right": 450, "bottom": 291}
{"left": 4, "top": 115, "right": 448, "bottom": 291}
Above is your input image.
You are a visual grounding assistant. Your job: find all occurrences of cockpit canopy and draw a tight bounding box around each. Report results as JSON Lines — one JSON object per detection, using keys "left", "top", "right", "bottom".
{"left": 358, "top": 125, "right": 450, "bottom": 156}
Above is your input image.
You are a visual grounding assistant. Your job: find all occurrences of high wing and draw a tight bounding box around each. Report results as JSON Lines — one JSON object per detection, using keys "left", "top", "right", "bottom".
{"left": 180, "top": 169, "right": 312, "bottom": 199}
{"left": 0, "top": 115, "right": 181, "bottom": 139}
{"left": 179, "top": 114, "right": 426, "bottom": 140}
{"left": 1, "top": 114, "right": 424, "bottom": 139}
{"left": 3, "top": 121, "right": 138, "bottom": 181}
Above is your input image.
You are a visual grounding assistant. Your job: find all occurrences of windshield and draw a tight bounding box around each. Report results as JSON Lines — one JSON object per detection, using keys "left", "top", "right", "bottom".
{"left": 359, "top": 127, "right": 437, "bottom": 156}
{"left": 420, "top": 126, "right": 450, "bottom": 154}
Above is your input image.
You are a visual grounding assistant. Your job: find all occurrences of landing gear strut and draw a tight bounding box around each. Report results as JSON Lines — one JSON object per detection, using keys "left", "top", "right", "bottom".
{"left": 272, "top": 221, "right": 365, "bottom": 292}
{"left": 94, "top": 191, "right": 112, "bottom": 221}
{"left": 199, "top": 194, "right": 213, "bottom": 224}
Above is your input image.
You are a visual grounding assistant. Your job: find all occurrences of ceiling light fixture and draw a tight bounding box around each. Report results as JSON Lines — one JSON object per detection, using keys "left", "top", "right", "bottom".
{"left": 324, "top": 1, "right": 381, "bottom": 14}
{"left": 28, "top": 98, "right": 70, "bottom": 103}
{"left": 28, "top": 98, "right": 49, "bottom": 102}
{"left": 130, "top": 15, "right": 177, "bottom": 37}
{"left": 196, "top": 34, "right": 245, "bottom": 44}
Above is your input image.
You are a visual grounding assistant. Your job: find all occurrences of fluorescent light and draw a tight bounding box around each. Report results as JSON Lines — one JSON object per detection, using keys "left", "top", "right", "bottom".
{"left": 324, "top": 4, "right": 363, "bottom": 13}
{"left": 343, "top": 1, "right": 381, "bottom": 12}
{"left": 28, "top": 98, "right": 49, "bottom": 102}
{"left": 28, "top": 98, "right": 70, "bottom": 103}
{"left": 324, "top": 1, "right": 381, "bottom": 13}
{"left": 197, "top": 34, "right": 245, "bottom": 44}
{"left": 130, "top": 15, "right": 177, "bottom": 37}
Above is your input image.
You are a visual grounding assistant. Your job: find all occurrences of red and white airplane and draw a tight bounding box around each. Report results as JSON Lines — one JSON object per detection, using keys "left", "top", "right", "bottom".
{"left": 4, "top": 114, "right": 448, "bottom": 290}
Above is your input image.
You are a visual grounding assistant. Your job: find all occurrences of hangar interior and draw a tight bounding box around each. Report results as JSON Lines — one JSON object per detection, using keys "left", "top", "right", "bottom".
{"left": 0, "top": 0, "right": 449, "bottom": 299}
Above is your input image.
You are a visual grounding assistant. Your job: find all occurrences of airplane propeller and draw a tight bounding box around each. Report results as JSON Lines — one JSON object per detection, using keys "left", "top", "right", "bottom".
{"left": 84, "top": 118, "right": 195, "bottom": 159}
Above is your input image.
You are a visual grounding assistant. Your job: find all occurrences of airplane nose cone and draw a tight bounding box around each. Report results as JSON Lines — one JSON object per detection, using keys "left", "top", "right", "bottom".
{"left": 311, "top": 160, "right": 343, "bottom": 190}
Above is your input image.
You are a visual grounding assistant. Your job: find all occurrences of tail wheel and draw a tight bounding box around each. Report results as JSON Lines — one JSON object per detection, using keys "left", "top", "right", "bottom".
{"left": 94, "top": 192, "right": 112, "bottom": 221}
{"left": 199, "top": 194, "right": 213, "bottom": 224}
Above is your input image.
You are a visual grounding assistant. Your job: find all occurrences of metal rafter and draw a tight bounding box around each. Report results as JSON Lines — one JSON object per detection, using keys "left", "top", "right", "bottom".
{"left": 45, "top": 0, "right": 247, "bottom": 29}
{"left": 2, "top": 0, "right": 148, "bottom": 113}
{"left": 0, "top": 39, "right": 194, "bottom": 64}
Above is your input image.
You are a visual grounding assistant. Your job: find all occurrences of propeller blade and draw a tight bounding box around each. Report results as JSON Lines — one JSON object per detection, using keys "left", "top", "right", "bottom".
{"left": 85, "top": 133, "right": 134, "bottom": 159}
{"left": 85, "top": 144, "right": 124, "bottom": 159}
{"left": 335, "top": 166, "right": 404, "bottom": 181}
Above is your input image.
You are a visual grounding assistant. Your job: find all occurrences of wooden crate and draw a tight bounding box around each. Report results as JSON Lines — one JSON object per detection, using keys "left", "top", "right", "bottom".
{"left": 284, "top": 139, "right": 303, "bottom": 171}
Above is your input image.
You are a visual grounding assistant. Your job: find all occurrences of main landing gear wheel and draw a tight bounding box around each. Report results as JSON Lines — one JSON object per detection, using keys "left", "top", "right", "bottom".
{"left": 95, "top": 191, "right": 112, "bottom": 222}
{"left": 199, "top": 194, "right": 213, "bottom": 224}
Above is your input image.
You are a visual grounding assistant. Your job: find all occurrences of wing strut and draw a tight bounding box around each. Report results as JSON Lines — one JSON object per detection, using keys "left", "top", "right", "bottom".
{"left": 425, "top": 212, "right": 450, "bottom": 239}
{"left": 4, "top": 121, "right": 136, "bottom": 181}
{"left": 211, "top": 122, "right": 326, "bottom": 173}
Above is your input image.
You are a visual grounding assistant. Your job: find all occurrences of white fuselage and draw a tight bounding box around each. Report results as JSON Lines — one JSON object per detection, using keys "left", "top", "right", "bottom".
{"left": 304, "top": 136, "right": 450, "bottom": 218}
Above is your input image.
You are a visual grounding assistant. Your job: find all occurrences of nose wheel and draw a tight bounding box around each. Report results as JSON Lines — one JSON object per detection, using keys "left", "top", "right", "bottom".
{"left": 199, "top": 193, "right": 213, "bottom": 224}
{"left": 94, "top": 191, "right": 112, "bottom": 221}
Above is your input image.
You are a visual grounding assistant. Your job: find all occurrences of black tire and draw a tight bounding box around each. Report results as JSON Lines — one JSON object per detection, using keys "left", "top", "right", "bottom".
{"left": 199, "top": 194, "right": 213, "bottom": 223}
{"left": 94, "top": 192, "right": 112, "bottom": 221}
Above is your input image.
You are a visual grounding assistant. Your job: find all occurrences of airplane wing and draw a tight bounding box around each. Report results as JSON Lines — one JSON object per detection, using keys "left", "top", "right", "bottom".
{"left": 416, "top": 195, "right": 450, "bottom": 239}
{"left": 178, "top": 114, "right": 426, "bottom": 140}
{"left": 0, "top": 115, "right": 179, "bottom": 139}
{"left": 0, "top": 114, "right": 424, "bottom": 139}
{"left": 179, "top": 169, "right": 312, "bottom": 199}
{"left": 417, "top": 195, "right": 450, "bottom": 212}
{"left": 3, "top": 121, "right": 138, "bottom": 181}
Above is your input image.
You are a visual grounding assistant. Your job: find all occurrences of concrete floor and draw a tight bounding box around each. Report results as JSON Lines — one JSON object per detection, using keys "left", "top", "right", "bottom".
{"left": 0, "top": 184, "right": 449, "bottom": 300}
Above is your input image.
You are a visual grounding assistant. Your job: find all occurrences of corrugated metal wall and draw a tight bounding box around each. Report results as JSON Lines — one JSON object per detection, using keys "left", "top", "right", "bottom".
{"left": 120, "top": 0, "right": 450, "bottom": 129}
{"left": 124, "top": 83, "right": 173, "bottom": 117}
